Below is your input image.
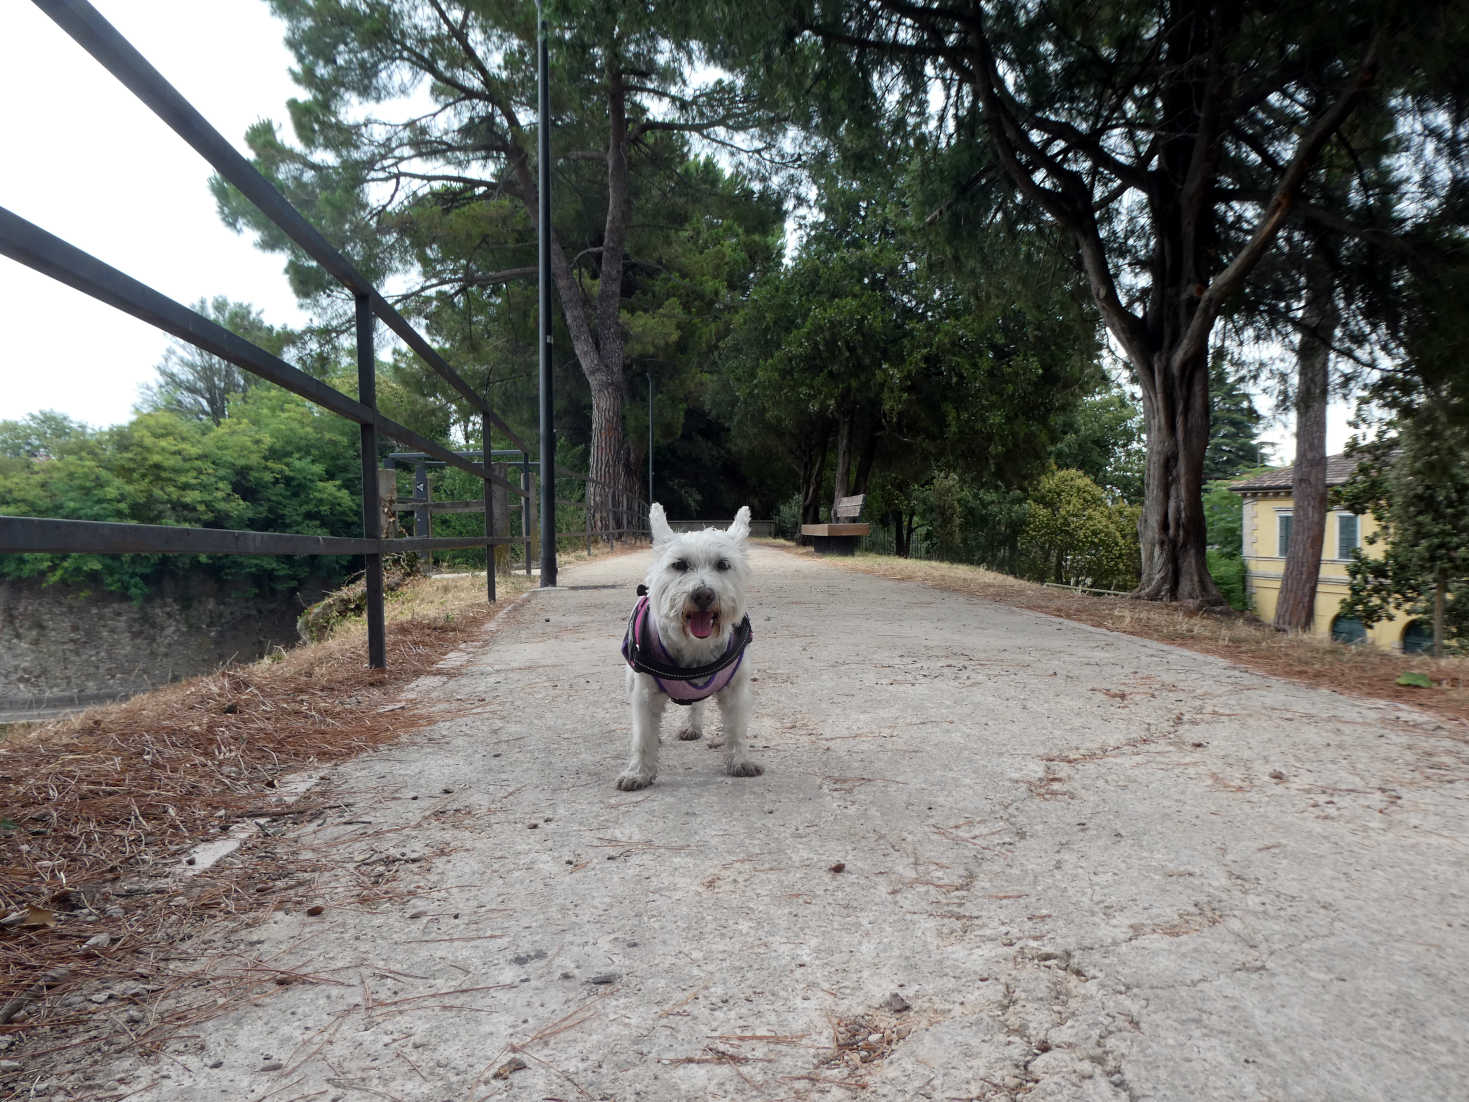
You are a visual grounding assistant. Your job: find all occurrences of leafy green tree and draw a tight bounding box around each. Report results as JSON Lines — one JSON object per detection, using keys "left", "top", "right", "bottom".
{"left": 0, "top": 411, "right": 91, "bottom": 460}
{"left": 912, "top": 470, "right": 974, "bottom": 563}
{"left": 704, "top": 0, "right": 1465, "bottom": 606}
{"left": 217, "top": 0, "right": 783, "bottom": 530}
{"left": 1337, "top": 404, "right": 1469, "bottom": 656}
{"left": 1203, "top": 479, "right": 1248, "bottom": 558}
{"left": 721, "top": 163, "right": 1099, "bottom": 533}
{"left": 1017, "top": 469, "right": 1141, "bottom": 592}
{"left": 1050, "top": 385, "right": 1146, "bottom": 504}
{"left": 1205, "top": 353, "right": 1271, "bottom": 481}
{"left": 136, "top": 297, "right": 290, "bottom": 425}
{"left": 1, "top": 415, "right": 223, "bottom": 598}
{"left": 0, "top": 390, "right": 361, "bottom": 599}
{"left": 1203, "top": 468, "right": 1272, "bottom": 611}
{"left": 1332, "top": 138, "right": 1469, "bottom": 652}
{"left": 723, "top": 215, "right": 908, "bottom": 521}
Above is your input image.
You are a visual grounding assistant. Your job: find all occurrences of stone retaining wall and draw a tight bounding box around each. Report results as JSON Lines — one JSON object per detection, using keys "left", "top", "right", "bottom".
{"left": 0, "top": 576, "right": 324, "bottom": 713}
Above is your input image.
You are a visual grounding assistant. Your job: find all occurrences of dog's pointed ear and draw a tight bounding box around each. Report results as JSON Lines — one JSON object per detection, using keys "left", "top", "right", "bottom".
{"left": 727, "top": 505, "right": 751, "bottom": 541}
{"left": 649, "top": 502, "right": 674, "bottom": 546}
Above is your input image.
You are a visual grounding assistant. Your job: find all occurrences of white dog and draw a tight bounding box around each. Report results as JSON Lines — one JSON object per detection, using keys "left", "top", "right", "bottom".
{"left": 617, "top": 503, "right": 759, "bottom": 790}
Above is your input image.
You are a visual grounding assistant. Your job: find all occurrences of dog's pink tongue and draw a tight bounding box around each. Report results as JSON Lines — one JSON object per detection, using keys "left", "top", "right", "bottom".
{"left": 688, "top": 611, "right": 715, "bottom": 638}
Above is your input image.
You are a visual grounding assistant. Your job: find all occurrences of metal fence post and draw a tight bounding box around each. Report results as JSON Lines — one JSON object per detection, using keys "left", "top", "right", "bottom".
{"left": 536, "top": 0, "right": 557, "bottom": 588}
{"left": 522, "top": 459, "right": 532, "bottom": 577}
{"left": 357, "top": 294, "right": 385, "bottom": 670}
{"left": 528, "top": 469, "right": 539, "bottom": 574}
{"left": 482, "top": 414, "right": 495, "bottom": 604}
{"left": 413, "top": 460, "right": 432, "bottom": 576}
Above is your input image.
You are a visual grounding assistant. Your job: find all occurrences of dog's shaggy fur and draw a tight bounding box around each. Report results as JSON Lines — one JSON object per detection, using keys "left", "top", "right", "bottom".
{"left": 616, "top": 504, "right": 759, "bottom": 791}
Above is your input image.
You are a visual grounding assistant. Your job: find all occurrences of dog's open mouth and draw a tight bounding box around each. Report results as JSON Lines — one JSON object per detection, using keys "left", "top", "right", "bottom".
{"left": 684, "top": 609, "right": 720, "bottom": 639}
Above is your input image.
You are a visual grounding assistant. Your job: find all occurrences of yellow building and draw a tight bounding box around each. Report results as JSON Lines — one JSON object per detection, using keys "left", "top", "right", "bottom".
{"left": 1230, "top": 457, "right": 1432, "bottom": 652}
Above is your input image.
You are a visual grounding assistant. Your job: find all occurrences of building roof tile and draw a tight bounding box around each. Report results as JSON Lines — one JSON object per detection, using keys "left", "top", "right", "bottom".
{"left": 1228, "top": 453, "right": 1362, "bottom": 492}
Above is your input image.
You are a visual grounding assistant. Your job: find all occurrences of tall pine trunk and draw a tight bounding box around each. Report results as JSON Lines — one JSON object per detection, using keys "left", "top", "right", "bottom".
{"left": 966, "top": 0, "right": 1373, "bottom": 605}
{"left": 507, "top": 43, "right": 638, "bottom": 537}
{"left": 1274, "top": 247, "right": 1339, "bottom": 631}
{"left": 799, "top": 426, "right": 829, "bottom": 525}
{"left": 830, "top": 412, "right": 852, "bottom": 520}
{"left": 1134, "top": 343, "right": 1219, "bottom": 603}
{"left": 588, "top": 377, "right": 635, "bottom": 536}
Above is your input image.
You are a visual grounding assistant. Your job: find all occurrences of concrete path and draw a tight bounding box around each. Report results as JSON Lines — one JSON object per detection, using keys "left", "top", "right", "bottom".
{"left": 97, "top": 544, "right": 1468, "bottom": 1101}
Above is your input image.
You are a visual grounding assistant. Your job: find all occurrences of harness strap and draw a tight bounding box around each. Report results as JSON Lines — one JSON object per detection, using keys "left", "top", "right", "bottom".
{"left": 623, "top": 596, "right": 753, "bottom": 685}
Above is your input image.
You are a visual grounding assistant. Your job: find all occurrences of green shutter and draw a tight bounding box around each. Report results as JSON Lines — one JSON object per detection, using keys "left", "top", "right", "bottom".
{"left": 1337, "top": 513, "right": 1358, "bottom": 557}
{"left": 1278, "top": 513, "right": 1292, "bottom": 556}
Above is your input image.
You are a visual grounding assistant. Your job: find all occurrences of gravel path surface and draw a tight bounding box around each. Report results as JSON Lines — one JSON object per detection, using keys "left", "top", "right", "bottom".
{"left": 87, "top": 543, "right": 1468, "bottom": 1101}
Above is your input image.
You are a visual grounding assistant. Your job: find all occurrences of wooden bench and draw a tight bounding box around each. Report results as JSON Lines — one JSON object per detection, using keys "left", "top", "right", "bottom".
{"left": 800, "top": 493, "right": 871, "bottom": 556}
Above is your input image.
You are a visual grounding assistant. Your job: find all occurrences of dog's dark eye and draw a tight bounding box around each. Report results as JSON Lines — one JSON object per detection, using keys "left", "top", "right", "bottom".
{"left": 715, "top": 558, "right": 731, "bottom": 572}
{"left": 670, "top": 559, "right": 689, "bottom": 573}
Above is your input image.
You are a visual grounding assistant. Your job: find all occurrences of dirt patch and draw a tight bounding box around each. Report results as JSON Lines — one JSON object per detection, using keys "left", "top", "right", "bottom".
{"left": 816, "top": 999, "right": 919, "bottom": 1083}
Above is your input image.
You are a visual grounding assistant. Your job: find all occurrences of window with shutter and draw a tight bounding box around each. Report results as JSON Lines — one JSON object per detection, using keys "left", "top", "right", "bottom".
{"left": 1277, "top": 513, "right": 1292, "bottom": 557}
{"left": 1337, "top": 513, "right": 1359, "bottom": 557}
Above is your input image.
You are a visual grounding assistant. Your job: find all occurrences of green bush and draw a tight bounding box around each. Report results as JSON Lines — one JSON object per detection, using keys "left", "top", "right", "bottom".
{"left": 1016, "top": 468, "right": 1140, "bottom": 591}
{"left": 1207, "top": 549, "right": 1248, "bottom": 611}
{"left": 0, "top": 392, "right": 360, "bottom": 598}
{"left": 1203, "top": 477, "right": 1246, "bottom": 554}
{"left": 773, "top": 494, "right": 803, "bottom": 541}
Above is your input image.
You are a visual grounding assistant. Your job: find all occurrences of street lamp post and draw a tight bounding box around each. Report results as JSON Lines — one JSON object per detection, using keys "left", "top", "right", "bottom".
{"left": 535, "top": 0, "right": 556, "bottom": 586}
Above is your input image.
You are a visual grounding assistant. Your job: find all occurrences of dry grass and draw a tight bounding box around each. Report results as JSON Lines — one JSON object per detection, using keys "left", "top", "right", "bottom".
{"left": 806, "top": 548, "right": 1469, "bottom": 726}
{"left": 0, "top": 562, "right": 556, "bottom": 1067}
{"left": 0, "top": 539, "right": 644, "bottom": 1074}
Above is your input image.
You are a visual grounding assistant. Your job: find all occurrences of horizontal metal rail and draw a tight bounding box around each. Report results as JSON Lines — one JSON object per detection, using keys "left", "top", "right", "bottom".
{"left": 391, "top": 535, "right": 519, "bottom": 552}
{"left": 9, "top": 2, "right": 663, "bottom": 673}
{"left": 0, "top": 208, "right": 527, "bottom": 491}
{"left": 0, "top": 208, "right": 369, "bottom": 424}
{"left": 1041, "top": 581, "right": 1132, "bottom": 597}
{"left": 394, "top": 500, "right": 493, "bottom": 514}
{"left": 6, "top": 1, "right": 541, "bottom": 671}
{"left": 0, "top": 516, "right": 518, "bottom": 557}
{"left": 386, "top": 448, "right": 530, "bottom": 500}
{"left": 32, "top": 0, "right": 532, "bottom": 459}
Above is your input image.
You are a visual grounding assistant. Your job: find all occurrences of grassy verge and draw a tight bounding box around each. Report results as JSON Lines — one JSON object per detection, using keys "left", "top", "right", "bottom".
{"left": 800, "top": 547, "right": 1469, "bottom": 726}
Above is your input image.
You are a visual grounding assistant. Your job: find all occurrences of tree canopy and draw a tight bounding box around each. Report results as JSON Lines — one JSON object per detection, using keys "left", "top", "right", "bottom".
{"left": 136, "top": 297, "right": 289, "bottom": 425}
{"left": 719, "top": 151, "right": 1103, "bottom": 534}
{"left": 694, "top": 0, "right": 1469, "bottom": 604}
{"left": 215, "top": 0, "right": 786, "bottom": 529}
{"left": 10, "top": 0, "right": 1467, "bottom": 620}
{"left": 0, "top": 389, "right": 360, "bottom": 599}
{"left": 1337, "top": 405, "right": 1469, "bottom": 655}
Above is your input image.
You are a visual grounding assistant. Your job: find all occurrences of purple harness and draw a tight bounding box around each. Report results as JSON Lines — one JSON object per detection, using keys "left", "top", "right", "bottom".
{"left": 621, "top": 594, "right": 753, "bottom": 705}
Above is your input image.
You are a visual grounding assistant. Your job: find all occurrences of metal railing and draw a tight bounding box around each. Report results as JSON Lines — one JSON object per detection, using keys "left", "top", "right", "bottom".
{"left": 387, "top": 453, "right": 652, "bottom": 568}
{"left": 0, "top": 0, "right": 536, "bottom": 669}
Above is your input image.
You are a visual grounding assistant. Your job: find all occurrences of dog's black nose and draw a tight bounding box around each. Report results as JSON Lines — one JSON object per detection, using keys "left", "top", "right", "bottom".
{"left": 691, "top": 586, "right": 716, "bottom": 610}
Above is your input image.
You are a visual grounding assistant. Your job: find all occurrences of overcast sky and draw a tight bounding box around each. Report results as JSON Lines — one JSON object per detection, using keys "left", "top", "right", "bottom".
{"left": 2, "top": 0, "right": 305, "bottom": 428}
{"left": 1, "top": 0, "right": 1349, "bottom": 462}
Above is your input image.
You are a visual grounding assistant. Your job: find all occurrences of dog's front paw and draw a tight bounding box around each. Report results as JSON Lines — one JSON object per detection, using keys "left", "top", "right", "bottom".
{"left": 616, "top": 771, "right": 655, "bottom": 791}
{"left": 726, "top": 760, "right": 763, "bottom": 778}
{"left": 676, "top": 726, "right": 702, "bottom": 741}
